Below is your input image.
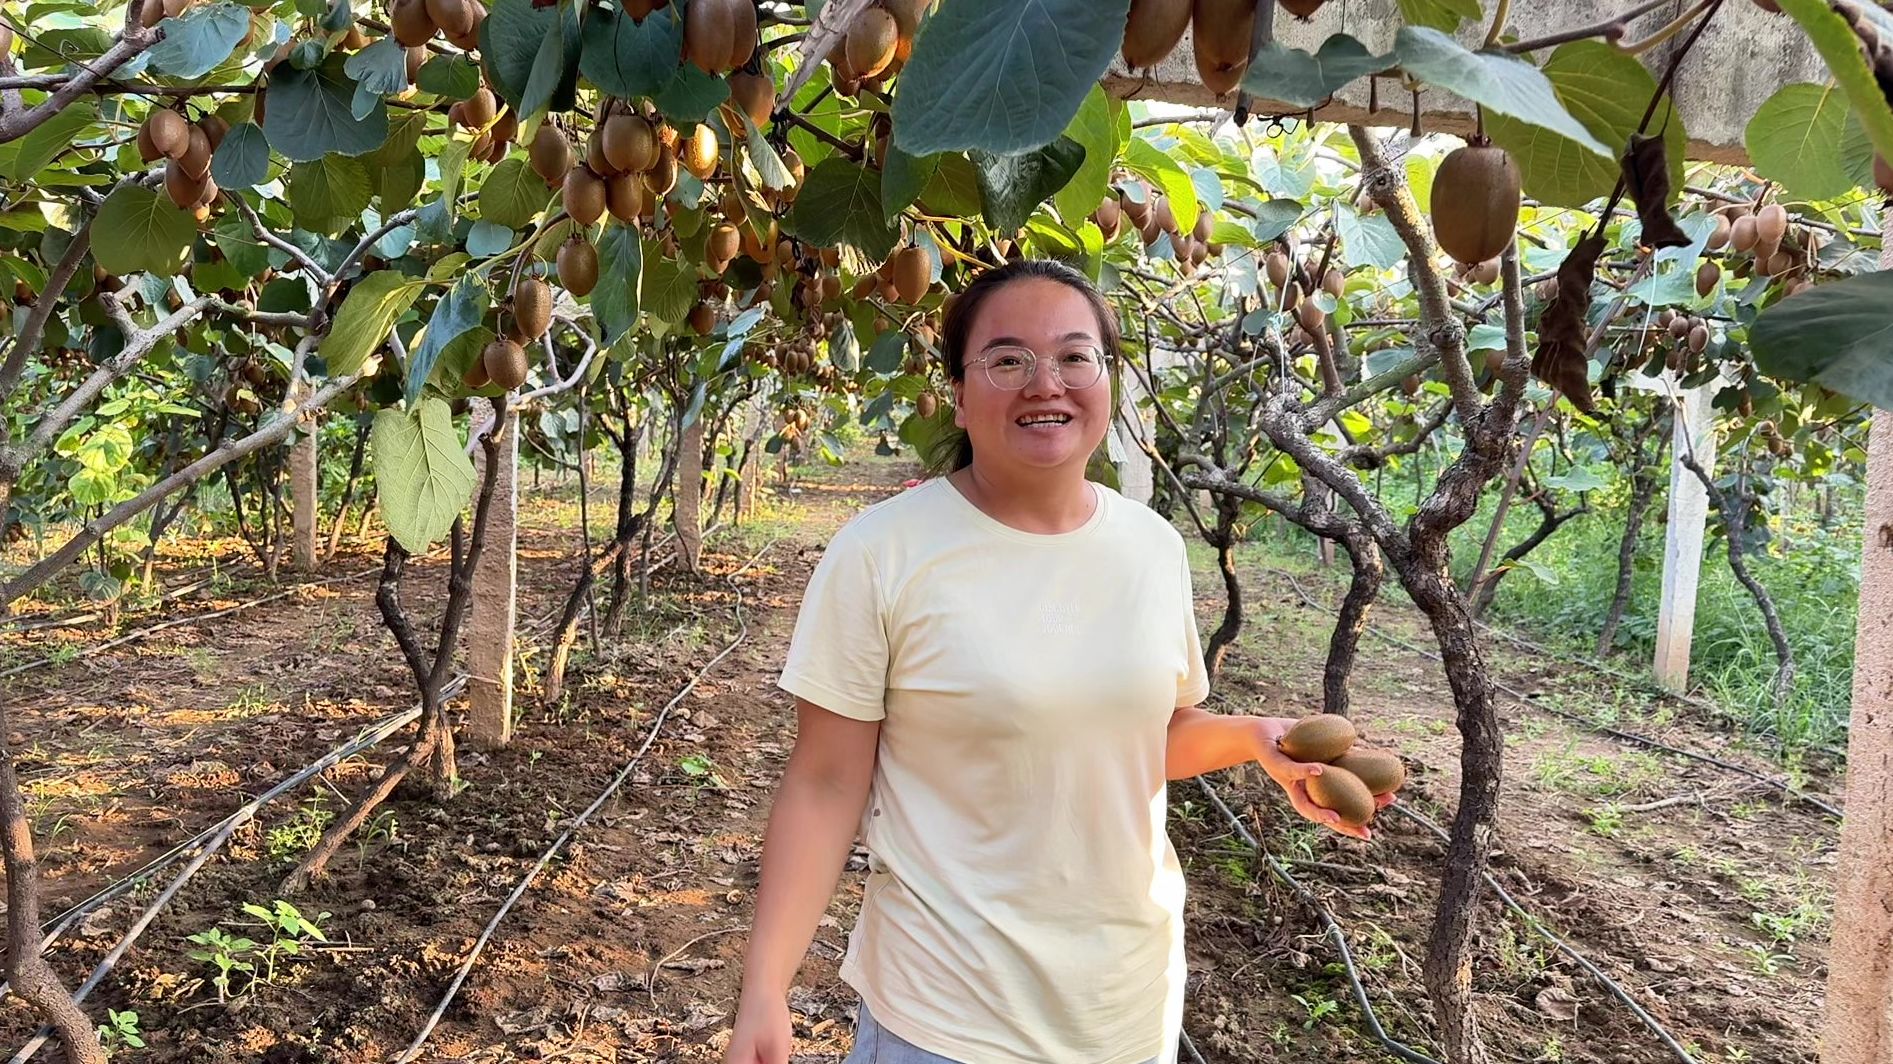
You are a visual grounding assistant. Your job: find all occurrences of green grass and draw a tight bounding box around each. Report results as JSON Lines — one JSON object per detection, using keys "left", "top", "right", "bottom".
{"left": 1450, "top": 491, "right": 1857, "bottom": 752}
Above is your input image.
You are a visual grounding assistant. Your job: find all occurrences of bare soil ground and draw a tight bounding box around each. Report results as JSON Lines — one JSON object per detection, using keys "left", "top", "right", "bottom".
{"left": 2, "top": 461, "right": 1836, "bottom": 1064}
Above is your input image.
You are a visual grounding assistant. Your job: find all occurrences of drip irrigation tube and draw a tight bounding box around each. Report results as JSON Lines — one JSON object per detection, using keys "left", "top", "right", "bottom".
{"left": 394, "top": 540, "right": 779, "bottom": 1062}
{"left": 1265, "top": 567, "right": 1843, "bottom": 821}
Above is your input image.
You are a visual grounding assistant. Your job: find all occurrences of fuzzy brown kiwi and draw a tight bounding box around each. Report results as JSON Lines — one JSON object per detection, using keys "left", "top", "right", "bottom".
{"left": 605, "top": 172, "right": 643, "bottom": 223}
{"left": 164, "top": 158, "right": 207, "bottom": 210}
{"left": 1094, "top": 197, "right": 1123, "bottom": 241}
{"left": 728, "top": 70, "right": 775, "bottom": 129}
{"left": 1190, "top": 0, "right": 1256, "bottom": 96}
{"left": 1294, "top": 298, "right": 1325, "bottom": 335}
{"left": 1279, "top": 0, "right": 1327, "bottom": 15}
{"left": 916, "top": 391, "right": 938, "bottom": 418}
{"left": 623, "top": 0, "right": 665, "bottom": 19}
{"left": 563, "top": 166, "right": 607, "bottom": 226}
{"left": 644, "top": 143, "right": 679, "bottom": 197}
{"left": 684, "top": 0, "right": 736, "bottom": 73}
{"left": 1730, "top": 213, "right": 1758, "bottom": 252}
{"left": 1263, "top": 249, "right": 1289, "bottom": 290}
{"left": 446, "top": 0, "right": 485, "bottom": 50}
{"left": 1687, "top": 323, "right": 1709, "bottom": 353}
{"left": 390, "top": 0, "right": 437, "bottom": 47}
{"left": 846, "top": 7, "right": 900, "bottom": 79}
{"left": 512, "top": 277, "right": 552, "bottom": 341}
{"left": 146, "top": 110, "right": 190, "bottom": 160}
{"left": 1470, "top": 258, "right": 1500, "bottom": 286}
{"left": 1430, "top": 143, "right": 1520, "bottom": 265}
{"left": 530, "top": 123, "right": 573, "bottom": 185}
{"left": 1279, "top": 714, "right": 1357, "bottom": 763}
{"left": 601, "top": 113, "right": 659, "bottom": 174}
{"left": 1120, "top": 0, "right": 1191, "bottom": 68}
{"left": 557, "top": 237, "right": 599, "bottom": 296}
{"left": 1706, "top": 212, "right": 1732, "bottom": 251}
{"left": 1330, "top": 749, "right": 1404, "bottom": 795}
{"left": 483, "top": 338, "right": 529, "bottom": 390}
{"left": 136, "top": 119, "right": 164, "bottom": 163}
{"left": 707, "top": 223, "right": 741, "bottom": 265}
{"left": 424, "top": 0, "right": 474, "bottom": 37}
{"left": 1754, "top": 203, "right": 1788, "bottom": 258}
{"left": 406, "top": 44, "right": 427, "bottom": 83}
{"left": 1321, "top": 266, "right": 1344, "bottom": 299}
{"left": 1696, "top": 259, "right": 1720, "bottom": 298}
{"left": 198, "top": 114, "right": 230, "bottom": 152}
{"left": 682, "top": 122, "right": 719, "bottom": 180}
{"left": 890, "top": 246, "right": 930, "bottom": 304}
{"left": 1306, "top": 767, "right": 1377, "bottom": 827}
{"left": 463, "top": 355, "right": 490, "bottom": 389}
{"left": 687, "top": 301, "right": 716, "bottom": 336}
{"left": 490, "top": 110, "right": 518, "bottom": 149}
{"left": 463, "top": 86, "right": 497, "bottom": 129}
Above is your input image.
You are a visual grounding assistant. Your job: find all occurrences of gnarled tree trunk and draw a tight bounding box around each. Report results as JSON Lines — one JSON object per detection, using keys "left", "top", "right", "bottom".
{"left": 1324, "top": 536, "right": 1383, "bottom": 717}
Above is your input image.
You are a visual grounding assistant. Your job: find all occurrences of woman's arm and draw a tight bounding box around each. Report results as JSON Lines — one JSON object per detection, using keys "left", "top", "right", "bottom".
{"left": 1164, "top": 707, "right": 1388, "bottom": 841}
{"left": 736, "top": 697, "right": 881, "bottom": 998}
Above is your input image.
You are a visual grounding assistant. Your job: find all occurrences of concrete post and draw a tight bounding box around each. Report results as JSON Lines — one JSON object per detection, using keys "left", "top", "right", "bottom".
{"left": 465, "top": 405, "right": 518, "bottom": 749}
{"left": 675, "top": 416, "right": 704, "bottom": 574}
{"left": 1820, "top": 218, "right": 1893, "bottom": 1064}
{"left": 1653, "top": 384, "right": 1715, "bottom": 693}
{"left": 289, "top": 381, "right": 319, "bottom": 570}
{"left": 1113, "top": 370, "right": 1155, "bottom": 506}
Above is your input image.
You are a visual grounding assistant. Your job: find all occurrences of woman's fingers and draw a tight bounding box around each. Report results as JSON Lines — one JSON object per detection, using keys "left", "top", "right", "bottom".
{"left": 1284, "top": 780, "right": 1374, "bottom": 841}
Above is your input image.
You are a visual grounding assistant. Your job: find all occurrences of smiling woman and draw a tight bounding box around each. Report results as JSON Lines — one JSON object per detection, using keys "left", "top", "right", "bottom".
{"left": 723, "top": 260, "right": 1383, "bottom": 1064}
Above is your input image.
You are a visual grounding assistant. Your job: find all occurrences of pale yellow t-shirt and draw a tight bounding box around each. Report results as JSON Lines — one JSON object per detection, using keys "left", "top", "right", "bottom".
{"left": 778, "top": 475, "right": 1210, "bottom": 1064}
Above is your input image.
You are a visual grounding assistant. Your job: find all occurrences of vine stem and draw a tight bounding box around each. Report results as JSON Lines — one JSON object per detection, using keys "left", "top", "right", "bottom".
{"left": 1505, "top": 0, "right": 1675, "bottom": 52}
{"left": 1482, "top": 0, "right": 1513, "bottom": 47}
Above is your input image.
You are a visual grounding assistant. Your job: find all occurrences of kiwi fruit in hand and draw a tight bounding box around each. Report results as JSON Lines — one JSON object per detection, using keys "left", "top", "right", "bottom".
{"left": 1275, "top": 713, "right": 1406, "bottom": 827}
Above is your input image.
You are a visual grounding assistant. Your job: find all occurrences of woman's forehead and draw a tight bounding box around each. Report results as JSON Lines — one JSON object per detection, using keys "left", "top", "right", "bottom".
{"left": 968, "top": 281, "right": 1101, "bottom": 344}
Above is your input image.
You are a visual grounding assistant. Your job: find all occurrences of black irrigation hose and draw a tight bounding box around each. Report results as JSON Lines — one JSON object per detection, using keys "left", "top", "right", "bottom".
{"left": 1386, "top": 804, "right": 1699, "bottom": 1064}
{"left": 1195, "top": 778, "right": 1445, "bottom": 1064}
{"left": 1264, "top": 567, "right": 1844, "bottom": 821}
{"left": 394, "top": 539, "right": 780, "bottom": 1062}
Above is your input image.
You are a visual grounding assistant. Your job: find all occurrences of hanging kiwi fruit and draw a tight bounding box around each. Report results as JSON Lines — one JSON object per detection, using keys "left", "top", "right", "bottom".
{"left": 601, "top": 111, "right": 659, "bottom": 174}
{"left": 1189, "top": 0, "right": 1256, "bottom": 96}
{"left": 530, "top": 123, "right": 573, "bottom": 186}
{"left": 683, "top": 0, "right": 758, "bottom": 75}
{"left": 891, "top": 246, "right": 931, "bottom": 304}
{"left": 846, "top": 6, "right": 901, "bottom": 80}
{"left": 1695, "top": 259, "right": 1720, "bottom": 298}
{"left": 605, "top": 172, "right": 644, "bottom": 222}
{"left": 1120, "top": 0, "right": 1191, "bottom": 69}
{"left": 682, "top": 122, "right": 720, "bottom": 180}
{"left": 1430, "top": 140, "right": 1520, "bottom": 266}
{"left": 707, "top": 224, "right": 741, "bottom": 271}
{"left": 688, "top": 300, "right": 716, "bottom": 336}
{"left": 511, "top": 277, "right": 552, "bottom": 343}
{"left": 645, "top": 143, "right": 679, "bottom": 197}
{"left": 389, "top": 0, "right": 436, "bottom": 47}
{"left": 482, "top": 338, "right": 530, "bottom": 391}
{"left": 562, "top": 166, "right": 607, "bottom": 226}
{"left": 557, "top": 236, "right": 599, "bottom": 297}
{"left": 728, "top": 70, "right": 775, "bottom": 129}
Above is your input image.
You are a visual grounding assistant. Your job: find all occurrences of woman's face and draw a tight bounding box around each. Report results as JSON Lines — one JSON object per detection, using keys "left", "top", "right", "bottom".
{"left": 950, "top": 278, "right": 1113, "bottom": 476}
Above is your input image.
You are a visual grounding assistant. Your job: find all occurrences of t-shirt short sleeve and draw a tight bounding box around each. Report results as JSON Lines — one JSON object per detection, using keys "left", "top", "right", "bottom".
{"left": 1176, "top": 542, "right": 1211, "bottom": 707}
{"left": 778, "top": 525, "right": 890, "bottom": 721}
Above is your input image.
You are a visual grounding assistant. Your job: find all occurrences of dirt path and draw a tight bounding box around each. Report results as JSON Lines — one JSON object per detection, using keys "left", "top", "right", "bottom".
{"left": 2, "top": 469, "right": 1837, "bottom": 1064}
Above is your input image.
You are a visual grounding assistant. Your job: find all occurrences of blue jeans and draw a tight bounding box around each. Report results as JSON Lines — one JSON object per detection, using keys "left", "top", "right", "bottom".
{"left": 842, "top": 1000, "right": 1160, "bottom": 1064}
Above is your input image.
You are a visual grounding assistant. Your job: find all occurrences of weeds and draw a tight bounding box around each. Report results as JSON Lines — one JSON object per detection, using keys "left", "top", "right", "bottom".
{"left": 185, "top": 900, "right": 330, "bottom": 1002}
{"left": 96, "top": 1010, "right": 145, "bottom": 1053}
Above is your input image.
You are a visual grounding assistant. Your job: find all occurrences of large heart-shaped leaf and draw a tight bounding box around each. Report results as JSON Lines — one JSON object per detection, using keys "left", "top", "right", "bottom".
{"left": 417, "top": 55, "right": 482, "bottom": 100}
{"left": 288, "top": 154, "right": 373, "bottom": 226}
{"left": 263, "top": 52, "right": 390, "bottom": 161}
{"left": 593, "top": 224, "right": 644, "bottom": 344}
{"left": 651, "top": 62, "right": 730, "bottom": 124}
{"left": 1751, "top": 272, "right": 1893, "bottom": 406}
{"left": 477, "top": 158, "right": 554, "bottom": 228}
{"left": 1334, "top": 203, "right": 1406, "bottom": 270}
{"left": 409, "top": 275, "right": 489, "bottom": 402}
{"left": 579, "top": 3, "right": 683, "bottom": 100}
{"left": 212, "top": 212, "right": 271, "bottom": 277}
{"left": 892, "top": 0, "right": 1133, "bottom": 156}
{"left": 149, "top": 2, "right": 250, "bottom": 79}
{"left": 1772, "top": 0, "right": 1893, "bottom": 163}
{"left": 373, "top": 397, "right": 475, "bottom": 552}
{"left": 1395, "top": 27, "right": 1608, "bottom": 157}
{"left": 1123, "top": 137, "right": 1199, "bottom": 236}
{"left": 641, "top": 253, "right": 696, "bottom": 325}
{"left": 1241, "top": 35, "right": 1386, "bottom": 110}
{"left": 787, "top": 158, "right": 900, "bottom": 259}
{"left": 0, "top": 99, "right": 99, "bottom": 183}
{"left": 1051, "top": 87, "right": 1115, "bottom": 225}
{"left": 1398, "top": 0, "right": 1482, "bottom": 30}
{"left": 882, "top": 148, "right": 940, "bottom": 222}
{"left": 972, "top": 137, "right": 1085, "bottom": 233}
{"left": 211, "top": 122, "right": 271, "bottom": 189}
{"left": 481, "top": 0, "right": 558, "bottom": 111}
{"left": 1485, "top": 40, "right": 1683, "bottom": 208}
{"left": 344, "top": 35, "right": 411, "bottom": 119}
{"left": 92, "top": 186, "right": 197, "bottom": 277}
{"left": 321, "top": 269, "right": 427, "bottom": 376}
{"left": 1745, "top": 82, "right": 1863, "bottom": 201}
{"left": 519, "top": 0, "right": 584, "bottom": 120}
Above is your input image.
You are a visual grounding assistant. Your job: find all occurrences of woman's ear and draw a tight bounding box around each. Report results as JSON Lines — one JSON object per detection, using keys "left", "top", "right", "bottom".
{"left": 951, "top": 378, "right": 966, "bottom": 428}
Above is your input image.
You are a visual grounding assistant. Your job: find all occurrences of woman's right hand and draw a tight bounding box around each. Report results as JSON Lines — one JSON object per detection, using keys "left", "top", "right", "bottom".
{"left": 724, "top": 990, "right": 794, "bottom": 1064}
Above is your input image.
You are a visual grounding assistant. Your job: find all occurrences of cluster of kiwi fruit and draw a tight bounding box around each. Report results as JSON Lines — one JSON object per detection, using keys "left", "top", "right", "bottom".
{"left": 389, "top": 0, "right": 487, "bottom": 52}
{"left": 136, "top": 110, "right": 227, "bottom": 220}
{"left": 1277, "top": 713, "right": 1405, "bottom": 829}
{"left": 1097, "top": 180, "right": 1222, "bottom": 274}
{"left": 221, "top": 355, "right": 274, "bottom": 415}
{"left": 1704, "top": 202, "right": 1818, "bottom": 295}
{"left": 822, "top": 0, "right": 930, "bottom": 98}
{"left": 462, "top": 275, "right": 554, "bottom": 392}
{"left": 1261, "top": 247, "right": 1344, "bottom": 341}
{"left": 1120, "top": 0, "right": 1330, "bottom": 94}
{"left": 1650, "top": 308, "right": 1713, "bottom": 376}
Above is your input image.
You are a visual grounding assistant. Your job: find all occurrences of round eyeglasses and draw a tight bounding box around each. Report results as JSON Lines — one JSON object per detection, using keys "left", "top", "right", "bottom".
{"left": 968, "top": 344, "right": 1107, "bottom": 391}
